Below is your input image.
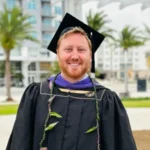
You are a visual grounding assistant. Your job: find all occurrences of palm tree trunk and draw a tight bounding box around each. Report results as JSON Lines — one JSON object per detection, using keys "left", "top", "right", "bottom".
{"left": 110, "top": 49, "right": 113, "bottom": 80}
{"left": 5, "top": 50, "right": 13, "bottom": 101}
{"left": 147, "top": 67, "right": 150, "bottom": 91}
{"left": 124, "top": 50, "right": 129, "bottom": 97}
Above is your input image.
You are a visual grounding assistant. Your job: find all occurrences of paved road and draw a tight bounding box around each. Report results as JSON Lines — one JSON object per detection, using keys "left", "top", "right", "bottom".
{"left": 0, "top": 108, "right": 150, "bottom": 150}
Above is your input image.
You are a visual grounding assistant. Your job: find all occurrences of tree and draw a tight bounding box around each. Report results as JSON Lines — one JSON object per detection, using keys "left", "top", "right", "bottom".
{"left": 144, "top": 24, "right": 150, "bottom": 80}
{"left": 86, "top": 10, "right": 115, "bottom": 79}
{"left": 114, "top": 26, "right": 145, "bottom": 96}
{"left": 0, "top": 5, "right": 38, "bottom": 101}
{"left": 86, "top": 10, "right": 114, "bottom": 39}
{"left": 50, "top": 61, "right": 60, "bottom": 76}
{"left": 146, "top": 52, "right": 150, "bottom": 80}
{"left": 144, "top": 24, "right": 150, "bottom": 39}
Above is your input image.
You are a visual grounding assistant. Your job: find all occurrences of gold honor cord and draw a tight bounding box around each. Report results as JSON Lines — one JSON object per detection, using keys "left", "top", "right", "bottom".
{"left": 58, "top": 88, "right": 92, "bottom": 94}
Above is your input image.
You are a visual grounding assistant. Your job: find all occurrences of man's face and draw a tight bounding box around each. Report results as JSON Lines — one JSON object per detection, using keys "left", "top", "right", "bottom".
{"left": 57, "top": 33, "right": 92, "bottom": 81}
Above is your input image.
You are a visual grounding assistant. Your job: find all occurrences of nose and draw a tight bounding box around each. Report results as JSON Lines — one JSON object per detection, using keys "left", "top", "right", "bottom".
{"left": 71, "top": 49, "right": 80, "bottom": 60}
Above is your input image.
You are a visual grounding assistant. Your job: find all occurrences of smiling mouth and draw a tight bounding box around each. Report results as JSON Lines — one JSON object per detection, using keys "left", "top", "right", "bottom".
{"left": 69, "top": 63, "right": 80, "bottom": 66}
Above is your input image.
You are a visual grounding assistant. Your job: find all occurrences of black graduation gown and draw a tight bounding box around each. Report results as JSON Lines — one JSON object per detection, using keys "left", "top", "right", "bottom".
{"left": 6, "top": 80, "right": 137, "bottom": 150}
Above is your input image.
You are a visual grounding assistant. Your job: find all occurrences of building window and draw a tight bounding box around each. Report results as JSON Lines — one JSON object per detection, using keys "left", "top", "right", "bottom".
{"left": 120, "top": 72, "right": 124, "bottom": 78}
{"left": 28, "top": 1, "right": 36, "bottom": 10}
{"left": 43, "top": 33, "right": 52, "bottom": 45}
{"left": 55, "top": 20, "right": 60, "bottom": 27}
{"left": 120, "top": 64, "right": 124, "bottom": 69}
{"left": 40, "top": 51, "right": 50, "bottom": 57}
{"left": 0, "top": 49, "right": 4, "bottom": 56}
{"left": 42, "top": 18, "right": 52, "bottom": 26}
{"left": 28, "top": 16, "right": 36, "bottom": 24}
{"left": 43, "top": 33, "right": 52, "bottom": 39}
{"left": 28, "top": 48, "right": 37, "bottom": 57}
{"left": 55, "top": 6, "right": 62, "bottom": 15}
{"left": 98, "top": 64, "right": 103, "bottom": 69}
{"left": 11, "top": 62, "right": 21, "bottom": 71}
{"left": 42, "top": 4, "right": 50, "bottom": 15}
{"left": 30, "top": 31, "right": 38, "bottom": 38}
{"left": 40, "top": 62, "right": 51, "bottom": 70}
{"left": 6, "top": 0, "right": 16, "bottom": 9}
{"left": 28, "top": 62, "right": 36, "bottom": 70}
{"left": 0, "top": 61, "right": 5, "bottom": 77}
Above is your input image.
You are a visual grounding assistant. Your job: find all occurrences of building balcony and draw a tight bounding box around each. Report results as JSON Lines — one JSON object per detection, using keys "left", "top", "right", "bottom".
{"left": 41, "top": 11, "right": 56, "bottom": 18}
{"left": 41, "top": 0, "right": 50, "bottom": 2}
{"left": 42, "top": 24, "right": 57, "bottom": 32}
{"left": 42, "top": 40, "right": 49, "bottom": 47}
{"left": 50, "top": 0, "right": 61, "bottom": 5}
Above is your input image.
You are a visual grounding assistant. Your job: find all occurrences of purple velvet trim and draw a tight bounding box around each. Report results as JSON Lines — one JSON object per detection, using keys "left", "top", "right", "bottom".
{"left": 48, "top": 74, "right": 98, "bottom": 89}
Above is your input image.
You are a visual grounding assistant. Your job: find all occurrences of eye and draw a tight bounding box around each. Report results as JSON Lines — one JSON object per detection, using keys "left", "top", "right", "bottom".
{"left": 65, "top": 47, "right": 72, "bottom": 52}
{"left": 78, "top": 48, "right": 85, "bottom": 52}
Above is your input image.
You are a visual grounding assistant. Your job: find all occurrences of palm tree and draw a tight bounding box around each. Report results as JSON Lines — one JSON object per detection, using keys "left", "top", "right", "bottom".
{"left": 114, "top": 26, "right": 145, "bottom": 96}
{"left": 0, "top": 5, "right": 38, "bottom": 101}
{"left": 87, "top": 10, "right": 115, "bottom": 79}
{"left": 86, "top": 10, "right": 114, "bottom": 39}
{"left": 144, "top": 24, "right": 150, "bottom": 39}
{"left": 146, "top": 52, "right": 150, "bottom": 79}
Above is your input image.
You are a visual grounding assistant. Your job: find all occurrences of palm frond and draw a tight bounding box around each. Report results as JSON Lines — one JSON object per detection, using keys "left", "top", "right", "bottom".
{"left": 144, "top": 24, "right": 150, "bottom": 34}
{"left": 117, "top": 25, "right": 145, "bottom": 50}
{"left": 86, "top": 9, "right": 113, "bottom": 38}
{"left": 0, "top": 4, "right": 38, "bottom": 51}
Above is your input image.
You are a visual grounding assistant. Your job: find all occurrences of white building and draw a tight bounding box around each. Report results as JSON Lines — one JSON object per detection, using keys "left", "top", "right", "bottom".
{"left": 1, "top": 0, "right": 149, "bottom": 87}
{"left": 0, "top": 0, "right": 82, "bottom": 87}
{"left": 82, "top": 1, "right": 150, "bottom": 80}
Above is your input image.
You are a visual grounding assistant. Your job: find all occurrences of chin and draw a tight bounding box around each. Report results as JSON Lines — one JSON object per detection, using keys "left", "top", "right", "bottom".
{"left": 67, "top": 71, "right": 86, "bottom": 79}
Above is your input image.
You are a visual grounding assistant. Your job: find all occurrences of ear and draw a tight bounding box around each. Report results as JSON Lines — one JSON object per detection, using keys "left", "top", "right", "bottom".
{"left": 56, "top": 54, "right": 59, "bottom": 60}
{"left": 56, "top": 52, "right": 60, "bottom": 61}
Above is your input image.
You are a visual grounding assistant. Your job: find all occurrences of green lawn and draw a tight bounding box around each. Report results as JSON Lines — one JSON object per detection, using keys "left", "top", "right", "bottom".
{"left": 0, "top": 105, "right": 18, "bottom": 115}
{"left": 0, "top": 99, "right": 150, "bottom": 115}
{"left": 122, "top": 98, "right": 150, "bottom": 107}
{"left": 122, "top": 100, "right": 150, "bottom": 107}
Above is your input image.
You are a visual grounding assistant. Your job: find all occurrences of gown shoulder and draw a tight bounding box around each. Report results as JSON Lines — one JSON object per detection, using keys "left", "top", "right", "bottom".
{"left": 97, "top": 88, "right": 137, "bottom": 150}
{"left": 6, "top": 82, "right": 40, "bottom": 150}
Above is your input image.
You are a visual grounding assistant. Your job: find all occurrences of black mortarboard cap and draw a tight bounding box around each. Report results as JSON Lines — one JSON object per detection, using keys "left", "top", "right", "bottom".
{"left": 47, "top": 13, "right": 105, "bottom": 78}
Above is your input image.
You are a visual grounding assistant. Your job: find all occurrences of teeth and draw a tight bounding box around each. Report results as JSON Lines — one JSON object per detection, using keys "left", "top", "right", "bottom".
{"left": 70, "top": 64, "right": 79, "bottom": 66}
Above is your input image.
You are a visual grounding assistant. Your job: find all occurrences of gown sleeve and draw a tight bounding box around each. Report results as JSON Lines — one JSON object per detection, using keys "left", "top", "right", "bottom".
{"left": 6, "top": 83, "right": 39, "bottom": 150}
{"left": 100, "top": 90, "right": 137, "bottom": 150}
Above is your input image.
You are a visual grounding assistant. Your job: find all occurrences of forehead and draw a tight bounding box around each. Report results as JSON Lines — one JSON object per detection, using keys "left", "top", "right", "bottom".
{"left": 63, "top": 32, "right": 87, "bottom": 39}
{"left": 60, "top": 32, "right": 89, "bottom": 43}
{"left": 59, "top": 33, "right": 90, "bottom": 47}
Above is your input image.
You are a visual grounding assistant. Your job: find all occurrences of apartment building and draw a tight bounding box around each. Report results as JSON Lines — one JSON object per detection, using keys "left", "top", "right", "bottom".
{"left": 82, "top": 1, "right": 150, "bottom": 80}
{"left": 96, "top": 42, "right": 149, "bottom": 80}
{"left": 0, "top": 0, "right": 83, "bottom": 87}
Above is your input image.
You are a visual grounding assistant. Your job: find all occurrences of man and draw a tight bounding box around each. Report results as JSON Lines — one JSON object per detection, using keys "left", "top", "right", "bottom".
{"left": 6, "top": 13, "right": 137, "bottom": 150}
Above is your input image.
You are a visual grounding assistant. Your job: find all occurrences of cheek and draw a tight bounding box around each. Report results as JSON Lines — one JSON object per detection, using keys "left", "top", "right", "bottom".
{"left": 83, "top": 54, "right": 91, "bottom": 61}
{"left": 58, "top": 53, "right": 70, "bottom": 62}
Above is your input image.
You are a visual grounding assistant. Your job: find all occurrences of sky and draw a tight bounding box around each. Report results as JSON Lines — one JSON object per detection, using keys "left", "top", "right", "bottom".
{"left": 82, "top": 1, "right": 150, "bottom": 70}
{"left": 82, "top": 1, "right": 150, "bottom": 32}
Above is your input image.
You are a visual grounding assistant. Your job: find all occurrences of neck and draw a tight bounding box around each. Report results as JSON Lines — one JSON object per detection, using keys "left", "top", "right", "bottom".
{"left": 61, "top": 73, "right": 88, "bottom": 83}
